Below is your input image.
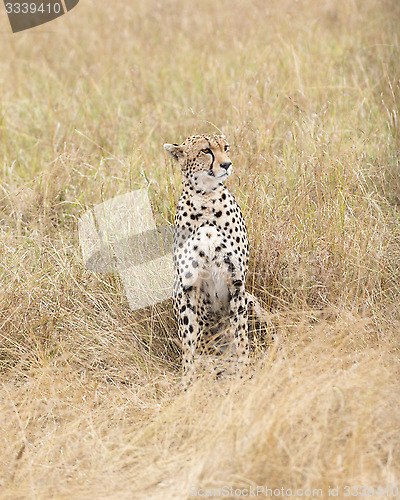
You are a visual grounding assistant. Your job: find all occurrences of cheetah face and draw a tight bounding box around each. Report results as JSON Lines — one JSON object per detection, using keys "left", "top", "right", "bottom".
{"left": 164, "top": 134, "right": 232, "bottom": 192}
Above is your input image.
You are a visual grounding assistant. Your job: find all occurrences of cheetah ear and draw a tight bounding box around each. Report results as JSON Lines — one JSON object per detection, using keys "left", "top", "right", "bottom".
{"left": 164, "top": 143, "right": 185, "bottom": 162}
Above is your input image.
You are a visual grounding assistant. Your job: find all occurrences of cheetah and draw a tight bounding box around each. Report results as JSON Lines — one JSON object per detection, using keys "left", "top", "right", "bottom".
{"left": 164, "top": 134, "right": 269, "bottom": 385}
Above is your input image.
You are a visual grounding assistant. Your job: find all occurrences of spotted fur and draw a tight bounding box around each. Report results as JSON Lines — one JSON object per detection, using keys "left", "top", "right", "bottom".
{"left": 164, "top": 134, "right": 268, "bottom": 385}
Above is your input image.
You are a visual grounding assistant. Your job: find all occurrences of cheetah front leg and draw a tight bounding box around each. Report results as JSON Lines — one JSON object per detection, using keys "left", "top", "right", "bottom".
{"left": 229, "top": 280, "right": 250, "bottom": 378}
{"left": 177, "top": 286, "right": 199, "bottom": 388}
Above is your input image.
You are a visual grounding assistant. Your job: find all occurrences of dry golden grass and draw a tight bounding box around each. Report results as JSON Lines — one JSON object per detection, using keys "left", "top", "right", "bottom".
{"left": 0, "top": 0, "right": 399, "bottom": 498}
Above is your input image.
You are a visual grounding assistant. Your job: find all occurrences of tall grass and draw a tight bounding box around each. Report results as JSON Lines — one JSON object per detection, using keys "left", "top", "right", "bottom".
{"left": 0, "top": 0, "right": 399, "bottom": 498}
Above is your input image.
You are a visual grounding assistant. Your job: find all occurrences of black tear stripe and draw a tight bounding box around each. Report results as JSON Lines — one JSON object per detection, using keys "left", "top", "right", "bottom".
{"left": 207, "top": 141, "right": 215, "bottom": 176}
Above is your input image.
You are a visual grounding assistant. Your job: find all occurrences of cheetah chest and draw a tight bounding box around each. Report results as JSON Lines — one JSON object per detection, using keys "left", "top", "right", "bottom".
{"left": 196, "top": 226, "right": 231, "bottom": 312}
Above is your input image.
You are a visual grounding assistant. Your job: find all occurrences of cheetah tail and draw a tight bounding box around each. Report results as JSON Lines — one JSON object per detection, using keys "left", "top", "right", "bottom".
{"left": 245, "top": 292, "right": 271, "bottom": 324}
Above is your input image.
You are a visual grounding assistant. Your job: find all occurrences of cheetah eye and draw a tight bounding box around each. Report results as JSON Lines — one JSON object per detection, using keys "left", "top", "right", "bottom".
{"left": 202, "top": 148, "right": 212, "bottom": 154}
{"left": 224, "top": 145, "right": 230, "bottom": 152}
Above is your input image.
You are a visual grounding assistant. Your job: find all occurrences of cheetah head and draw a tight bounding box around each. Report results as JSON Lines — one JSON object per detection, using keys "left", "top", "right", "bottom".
{"left": 164, "top": 134, "right": 232, "bottom": 192}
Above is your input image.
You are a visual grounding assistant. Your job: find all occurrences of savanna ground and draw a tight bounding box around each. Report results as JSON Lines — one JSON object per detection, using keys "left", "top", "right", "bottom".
{"left": 1, "top": 0, "right": 400, "bottom": 498}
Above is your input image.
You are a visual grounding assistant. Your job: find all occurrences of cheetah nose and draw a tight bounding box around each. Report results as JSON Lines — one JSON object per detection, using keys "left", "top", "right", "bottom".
{"left": 220, "top": 162, "right": 232, "bottom": 170}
